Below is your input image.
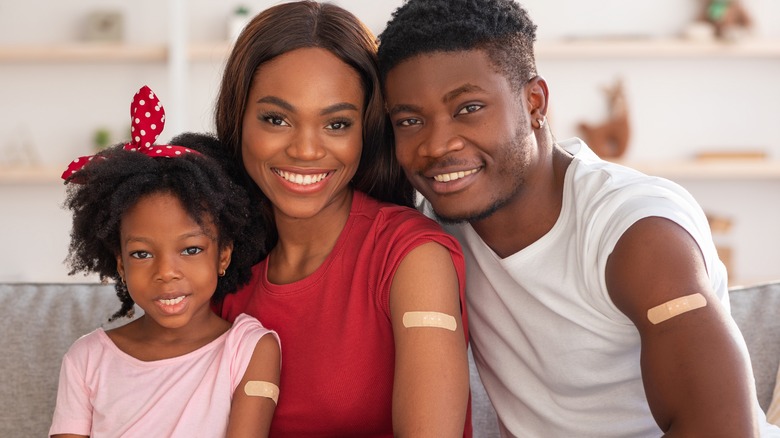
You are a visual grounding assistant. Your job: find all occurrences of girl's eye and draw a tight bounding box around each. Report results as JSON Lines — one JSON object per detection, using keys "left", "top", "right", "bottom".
{"left": 326, "top": 120, "right": 352, "bottom": 130}
{"left": 396, "top": 118, "right": 421, "bottom": 127}
{"left": 182, "top": 247, "right": 203, "bottom": 256}
{"left": 262, "top": 114, "right": 289, "bottom": 127}
{"left": 130, "top": 251, "right": 151, "bottom": 259}
{"left": 457, "top": 104, "right": 483, "bottom": 115}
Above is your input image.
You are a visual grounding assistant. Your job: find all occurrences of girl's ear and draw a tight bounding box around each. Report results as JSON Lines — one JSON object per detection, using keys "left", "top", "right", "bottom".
{"left": 116, "top": 254, "right": 125, "bottom": 281}
{"left": 219, "top": 243, "right": 233, "bottom": 275}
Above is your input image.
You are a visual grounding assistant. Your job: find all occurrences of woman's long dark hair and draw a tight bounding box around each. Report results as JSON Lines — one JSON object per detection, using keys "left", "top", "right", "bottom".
{"left": 214, "top": 1, "right": 414, "bottom": 255}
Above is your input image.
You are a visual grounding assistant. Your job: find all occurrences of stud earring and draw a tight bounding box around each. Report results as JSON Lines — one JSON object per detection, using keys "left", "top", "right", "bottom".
{"left": 537, "top": 117, "right": 546, "bottom": 129}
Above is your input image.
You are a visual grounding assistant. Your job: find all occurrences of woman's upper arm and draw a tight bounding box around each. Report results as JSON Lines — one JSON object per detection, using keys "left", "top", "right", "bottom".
{"left": 389, "top": 241, "right": 469, "bottom": 437}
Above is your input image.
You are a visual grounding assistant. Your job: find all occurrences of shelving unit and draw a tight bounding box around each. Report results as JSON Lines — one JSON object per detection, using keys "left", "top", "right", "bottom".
{"left": 2, "top": 38, "right": 779, "bottom": 63}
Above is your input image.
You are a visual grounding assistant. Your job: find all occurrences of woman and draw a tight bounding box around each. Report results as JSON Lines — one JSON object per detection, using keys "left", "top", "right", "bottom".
{"left": 213, "top": 2, "right": 471, "bottom": 436}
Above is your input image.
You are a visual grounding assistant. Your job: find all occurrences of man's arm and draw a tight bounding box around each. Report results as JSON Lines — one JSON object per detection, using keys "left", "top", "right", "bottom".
{"left": 606, "top": 216, "right": 759, "bottom": 437}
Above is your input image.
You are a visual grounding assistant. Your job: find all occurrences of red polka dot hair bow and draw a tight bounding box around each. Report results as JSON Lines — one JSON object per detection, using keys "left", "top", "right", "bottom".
{"left": 61, "top": 85, "right": 198, "bottom": 180}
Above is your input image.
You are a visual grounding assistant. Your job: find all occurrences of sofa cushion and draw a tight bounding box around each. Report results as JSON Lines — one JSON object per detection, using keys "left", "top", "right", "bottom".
{"left": 729, "top": 281, "right": 780, "bottom": 411}
{"left": 0, "top": 283, "right": 138, "bottom": 437}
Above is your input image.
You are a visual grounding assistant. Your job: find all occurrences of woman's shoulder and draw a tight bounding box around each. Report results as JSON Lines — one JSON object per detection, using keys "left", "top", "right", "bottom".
{"left": 355, "top": 190, "right": 438, "bottom": 229}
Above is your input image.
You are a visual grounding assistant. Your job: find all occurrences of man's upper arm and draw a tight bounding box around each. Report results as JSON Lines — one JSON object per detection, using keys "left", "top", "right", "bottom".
{"left": 605, "top": 216, "right": 758, "bottom": 436}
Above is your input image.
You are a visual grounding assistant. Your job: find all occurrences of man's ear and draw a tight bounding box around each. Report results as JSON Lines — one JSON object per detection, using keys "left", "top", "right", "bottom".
{"left": 525, "top": 75, "right": 549, "bottom": 120}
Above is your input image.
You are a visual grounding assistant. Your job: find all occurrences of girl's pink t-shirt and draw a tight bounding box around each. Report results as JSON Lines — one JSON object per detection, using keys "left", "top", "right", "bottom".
{"left": 49, "top": 313, "right": 277, "bottom": 437}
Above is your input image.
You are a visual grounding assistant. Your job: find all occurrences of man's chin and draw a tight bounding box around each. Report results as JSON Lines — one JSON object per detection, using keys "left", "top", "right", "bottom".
{"left": 429, "top": 194, "right": 508, "bottom": 225}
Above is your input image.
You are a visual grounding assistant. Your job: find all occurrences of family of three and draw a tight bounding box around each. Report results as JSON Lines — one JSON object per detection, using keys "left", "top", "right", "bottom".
{"left": 50, "top": 0, "right": 779, "bottom": 437}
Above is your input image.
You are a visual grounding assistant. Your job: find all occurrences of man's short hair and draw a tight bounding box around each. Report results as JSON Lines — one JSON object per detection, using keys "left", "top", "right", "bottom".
{"left": 378, "top": 0, "right": 538, "bottom": 91}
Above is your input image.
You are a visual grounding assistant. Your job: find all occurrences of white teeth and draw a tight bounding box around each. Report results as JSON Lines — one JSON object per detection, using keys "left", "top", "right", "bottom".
{"left": 433, "top": 168, "right": 479, "bottom": 182}
{"left": 159, "top": 296, "right": 185, "bottom": 306}
{"left": 276, "top": 170, "right": 328, "bottom": 185}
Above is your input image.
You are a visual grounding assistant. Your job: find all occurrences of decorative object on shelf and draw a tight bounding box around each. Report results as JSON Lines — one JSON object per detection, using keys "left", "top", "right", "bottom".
{"left": 83, "top": 11, "right": 124, "bottom": 43}
{"left": 701, "top": 0, "right": 752, "bottom": 41}
{"left": 577, "top": 79, "right": 631, "bottom": 159}
{"left": 227, "top": 5, "right": 252, "bottom": 42}
{"left": 1, "top": 123, "right": 40, "bottom": 167}
{"left": 706, "top": 212, "right": 734, "bottom": 281}
{"left": 92, "top": 128, "right": 111, "bottom": 152}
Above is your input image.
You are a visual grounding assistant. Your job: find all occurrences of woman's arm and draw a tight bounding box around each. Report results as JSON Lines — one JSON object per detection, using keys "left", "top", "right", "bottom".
{"left": 390, "top": 241, "right": 469, "bottom": 437}
{"left": 226, "top": 333, "right": 281, "bottom": 438}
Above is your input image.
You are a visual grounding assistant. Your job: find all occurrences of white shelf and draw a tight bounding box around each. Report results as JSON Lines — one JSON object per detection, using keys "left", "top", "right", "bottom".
{"left": 536, "top": 38, "right": 780, "bottom": 59}
{"left": 0, "top": 166, "right": 64, "bottom": 184}
{"left": 2, "top": 38, "right": 779, "bottom": 63}
{"left": 0, "top": 44, "right": 167, "bottom": 62}
{"left": 613, "top": 159, "right": 780, "bottom": 180}
{"left": 5, "top": 160, "right": 780, "bottom": 184}
{"left": 0, "top": 43, "right": 234, "bottom": 63}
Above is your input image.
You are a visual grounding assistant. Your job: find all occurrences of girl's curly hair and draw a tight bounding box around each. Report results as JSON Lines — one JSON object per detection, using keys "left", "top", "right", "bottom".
{"left": 64, "top": 132, "right": 266, "bottom": 321}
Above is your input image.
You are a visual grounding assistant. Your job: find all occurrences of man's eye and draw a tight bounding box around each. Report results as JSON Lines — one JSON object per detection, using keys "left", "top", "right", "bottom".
{"left": 182, "top": 247, "right": 203, "bottom": 256}
{"left": 397, "top": 118, "right": 421, "bottom": 127}
{"left": 457, "top": 104, "right": 483, "bottom": 115}
{"left": 130, "top": 251, "right": 151, "bottom": 259}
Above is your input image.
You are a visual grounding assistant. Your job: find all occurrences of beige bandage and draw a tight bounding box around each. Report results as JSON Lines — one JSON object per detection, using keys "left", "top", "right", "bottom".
{"left": 402, "top": 311, "right": 457, "bottom": 331}
{"left": 244, "top": 381, "right": 279, "bottom": 404}
{"left": 647, "top": 293, "right": 707, "bottom": 325}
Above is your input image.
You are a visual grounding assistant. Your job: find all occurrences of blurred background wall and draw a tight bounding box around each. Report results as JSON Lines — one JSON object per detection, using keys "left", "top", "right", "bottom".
{"left": 1, "top": 0, "right": 778, "bottom": 284}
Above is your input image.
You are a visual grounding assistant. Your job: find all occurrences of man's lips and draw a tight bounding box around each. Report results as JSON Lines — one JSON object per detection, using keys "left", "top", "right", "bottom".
{"left": 431, "top": 167, "right": 480, "bottom": 182}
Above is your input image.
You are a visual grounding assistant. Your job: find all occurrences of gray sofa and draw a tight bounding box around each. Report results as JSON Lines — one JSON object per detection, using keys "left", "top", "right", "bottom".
{"left": 2, "top": 281, "right": 778, "bottom": 437}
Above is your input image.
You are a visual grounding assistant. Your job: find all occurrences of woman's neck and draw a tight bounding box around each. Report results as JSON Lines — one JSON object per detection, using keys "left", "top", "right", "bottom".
{"left": 267, "top": 190, "right": 354, "bottom": 284}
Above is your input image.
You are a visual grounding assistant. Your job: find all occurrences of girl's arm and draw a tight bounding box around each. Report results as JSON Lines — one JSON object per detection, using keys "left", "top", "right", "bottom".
{"left": 51, "top": 435, "right": 88, "bottom": 437}
{"left": 226, "top": 333, "right": 281, "bottom": 438}
{"left": 390, "top": 241, "right": 470, "bottom": 437}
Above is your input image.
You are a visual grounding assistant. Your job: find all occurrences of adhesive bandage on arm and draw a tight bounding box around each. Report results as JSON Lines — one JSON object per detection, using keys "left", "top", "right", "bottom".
{"left": 402, "top": 311, "right": 457, "bottom": 331}
{"left": 244, "top": 381, "right": 279, "bottom": 404}
{"left": 647, "top": 293, "right": 707, "bottom": 325}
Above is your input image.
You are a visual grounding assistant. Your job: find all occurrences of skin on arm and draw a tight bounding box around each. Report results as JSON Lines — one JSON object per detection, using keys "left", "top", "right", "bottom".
{"left": 225, "top": 333, "right": 281, "bottom": 438}
{"left": 390, "top": 241, "right": 469, "bottom": 437}
{"left": 51, "top": 435, "right": 87, "bottom": 438}
{"left": 606, "top": 217, "right": 758, "bottom": 437}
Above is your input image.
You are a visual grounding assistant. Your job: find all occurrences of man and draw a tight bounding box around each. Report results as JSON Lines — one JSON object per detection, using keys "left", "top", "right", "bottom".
{"left": 378, "top": 0, "right": 780, "bottom": 436}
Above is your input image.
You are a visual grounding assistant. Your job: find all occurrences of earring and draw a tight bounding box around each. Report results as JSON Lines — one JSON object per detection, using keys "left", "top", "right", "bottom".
{"left": 537, "top": 117, "right": 546, "bottom": 129}
{"left": 219, "top": 269, "right": 226, "bottom": 277}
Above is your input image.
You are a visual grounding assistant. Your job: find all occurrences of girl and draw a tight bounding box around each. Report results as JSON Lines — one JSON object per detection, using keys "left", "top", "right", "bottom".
{"left": 50, "top": 86, "right": 280, "bottom": 438}
{"left": 212, "top": 2, "right": 472, "bottom": 436}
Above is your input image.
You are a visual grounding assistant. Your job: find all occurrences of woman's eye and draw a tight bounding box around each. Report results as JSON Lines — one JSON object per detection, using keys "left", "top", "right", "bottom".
{"left": 326, "top": 120, "right": 352, "bottom": 130}
{"left": 262, "top": 114, "right": 289, "bottom": 126}
{"left": 457, "top": 104, "right": 483, "bottom": 115}
{"left": 182, "top": 247, "right": 203, "bottom": 256}
{"left": 130, "top": 251, "right": 151, "bottom": 259}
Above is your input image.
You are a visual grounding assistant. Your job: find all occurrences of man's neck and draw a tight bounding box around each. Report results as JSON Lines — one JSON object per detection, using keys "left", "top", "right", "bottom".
{"left": 471, "top": 146, "right": 573, "bottom": 258}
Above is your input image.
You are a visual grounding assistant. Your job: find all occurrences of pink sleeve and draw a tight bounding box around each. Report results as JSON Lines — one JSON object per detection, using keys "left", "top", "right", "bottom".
{"left": 228, "top": 314, "right": 281, "bottom": 393}
{"left": 49, "top": 346, "right": 93, "bottom": 436}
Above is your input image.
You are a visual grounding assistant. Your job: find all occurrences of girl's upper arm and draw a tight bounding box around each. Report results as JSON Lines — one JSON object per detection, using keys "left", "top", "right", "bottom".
{"left": 389, "top": 241, "right": 469, "bottom": 437}
{"left": 226, "top": 332, "right": 281, "bottom": 438}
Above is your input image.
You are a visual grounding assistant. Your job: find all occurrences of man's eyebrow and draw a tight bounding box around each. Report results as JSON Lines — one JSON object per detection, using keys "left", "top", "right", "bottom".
{"left": 387, "top": 103, "right": 422, "bottom": 117}
{"left": 443, "top": 84, "right": 485, "bottom": 104}
{"left": 257, "top": 96, "right": 294, "bottom": 112}
{"left": 320, "top": 102, "right": 359, "bottom": 116}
